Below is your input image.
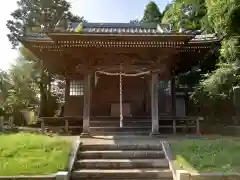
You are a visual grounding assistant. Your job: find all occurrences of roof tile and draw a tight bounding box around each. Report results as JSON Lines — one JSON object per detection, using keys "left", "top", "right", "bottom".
{"left": 21, "top": 23, "right": 220, "bottom": 43}
{"left": 69, "top": 22, "right": 168, "bottom": 34}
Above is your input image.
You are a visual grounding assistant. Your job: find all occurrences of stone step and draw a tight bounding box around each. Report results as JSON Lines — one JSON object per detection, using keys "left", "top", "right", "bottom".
{"left": 91, "top": 119, "right": 151, "bottom": 122}
{"left": 90, "top": 131, "right": 151, "bottom": 136}
{"left": 91, "top": 117, "right": 151, "bottom": 121}
{"left": 90, "top": 121, "right": 151, "bottom": 127}
{"left": 80, "top": 144, "right": 163, "bottom": 151}
{"left": 90, "top": 126, "right": 151, "bottom": 130}
{"left": 90, "top": 126, "right": 151, "bottom": 136}
{"left": 78, "top": 150, "right": 165, "bottom": 159}
{"left": 75, "top": 159, "right": 169, "bottom": 169}
{"left": 72, "top": 169, "right": 172, "bottom": 179}
{"left": 72, "top": 179, "right": 171, "bottom": 180}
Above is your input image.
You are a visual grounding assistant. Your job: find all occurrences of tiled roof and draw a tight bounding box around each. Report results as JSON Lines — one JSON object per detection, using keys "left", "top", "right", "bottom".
{"left": 20, "top": 33, "right": 51, "bottom": 41}
{"left": 190, "top": 34, "right": 219, "bottom": 42}
{"left": 20, "top": 23, "right": 220, "bottom": 43}
{"left": 68, "top": 22, "right": 173, "bottom": 34}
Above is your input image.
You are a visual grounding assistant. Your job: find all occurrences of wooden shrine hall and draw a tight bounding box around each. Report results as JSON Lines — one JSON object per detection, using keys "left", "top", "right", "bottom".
{"left": 20, "top": 22, "right": 220, "bottom": 136}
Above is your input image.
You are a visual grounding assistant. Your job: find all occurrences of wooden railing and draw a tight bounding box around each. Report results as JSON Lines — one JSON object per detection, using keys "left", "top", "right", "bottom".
{"left": 0, "top": 115, "right": 203, "bottom": 135}
{"left": 38, "top": 116, "right": 203, "bottom": 135}
{"left": 0, "top": 116, "right": 15, "bottom": 132}
{"left": 158, "top": 116, "right": 204, "bottom": 134}
{"left": 39, "top": 117, "right": 83, "bottom": 134}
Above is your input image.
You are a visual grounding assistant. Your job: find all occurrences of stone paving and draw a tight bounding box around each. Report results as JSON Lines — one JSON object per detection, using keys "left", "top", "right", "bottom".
{"left": 62, "top": 134, "right": 221, "bottom": 144}
{"left": 79, "top": 135, "right": 188, "bottom": 145}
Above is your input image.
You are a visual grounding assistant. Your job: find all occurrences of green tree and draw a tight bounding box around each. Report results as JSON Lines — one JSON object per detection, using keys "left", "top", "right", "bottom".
{"left": 0, "top": 70, "right": 11, "bottom": 115}
{"left": 190, "top": 0, "right": 240, "bottom": 120}
{"left": 141, "top": 1, "right": 162, "bottom": 23}
{"left": 195, "top": 0, "right": 240, "bottom": 93}
{"left": 0, "top": 57, "right": 39, "bottom": 123}
{"left": 19, "top": 47, "right": 59, "bottom": 117}
{"left": 7, "top": 0, "right": 85, "bottom": 117}
{"left": 205, "top": 0, "right": 238, "bottom": 37}
{"left": 162, "top": 0, "right": 217, "bottom": 91}
{"left": 7, "top": 0, "right": 84, "bottom": 48}
{"left": 5, "top": 58, "right": 39, "bottom": 114}
{"left": 162, "top": 0, "right": 207, "bottom": 30}
{"left": 162, "top": 3, "right": 172, "bottom": 17}
{"left": 161, "top": 0, "right": 239, "bottom": 120}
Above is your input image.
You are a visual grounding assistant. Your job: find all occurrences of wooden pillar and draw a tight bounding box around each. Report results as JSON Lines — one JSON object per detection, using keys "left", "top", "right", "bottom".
{"left": 150, "top": 73, "right": 159, "bottom": 135}
{"left": 171, "top": 71, "right": 176, "bottom": 116}
{"left": 146, "top": 76, "right": 151, "bottom": 115}
{"left": 144, "top": 76, "right": 150, "bottom": 115}
{"left": 64, "top": 119, "right": 69, "bottom": 133}
{"left": 81, "top": 73, "right": 91, "bottom": 137}
{"left": 40, "top": 118, "right": 45, "bottom": 134}
{"left": 9, "top": 116, "right": 14, "bottom": 128}
{"left": 65, "top": 78, "right": 70, "bottom": 103}
{"left": 171, "top": 70, "right": 177, "bottom": 134}
{"left": 0, "top": 116, "right": 4, "bottom": 132}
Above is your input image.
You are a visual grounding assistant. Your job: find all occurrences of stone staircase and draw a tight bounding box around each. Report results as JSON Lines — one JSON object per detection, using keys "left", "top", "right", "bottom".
{"left": 71, "top": 142, "right": 173, "bottom": 180}
{"left": 90, "top": 117, "right": 152, "bottom": 135}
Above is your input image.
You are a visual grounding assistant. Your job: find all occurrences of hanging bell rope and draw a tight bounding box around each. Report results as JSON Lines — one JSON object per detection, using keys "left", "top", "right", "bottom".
{"left": 96, "top": 65, "right": 150, "bottom": 128}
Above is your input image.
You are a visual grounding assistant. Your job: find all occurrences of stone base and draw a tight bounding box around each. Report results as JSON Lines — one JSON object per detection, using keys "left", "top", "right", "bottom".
{"left": 56, "top": 171, "right": 68, "bottom": 180}
{"left": 80, "top": 132, "right": 92, "bottom": 138}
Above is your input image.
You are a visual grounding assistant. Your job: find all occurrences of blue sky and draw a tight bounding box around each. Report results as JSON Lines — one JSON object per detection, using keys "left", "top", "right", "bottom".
{"left": 1, "top": 0, "right": 171, "bottom": 70}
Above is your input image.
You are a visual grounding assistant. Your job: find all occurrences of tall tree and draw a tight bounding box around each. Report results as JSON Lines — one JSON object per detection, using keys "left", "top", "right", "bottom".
{"left": 162, "top": 0, "right": 208, "bottom": 30}
{"left": 19, "top": 47, "right": 60, "bottom": 117}
{"left": 205, "top": 0, "right": 240, "bottom": 37}
{"left": 141, "top": 1, "right": 162, "bottom": 23}
{"left": 0, "top": 57, "right": 39, "bottom": 118}
{"left": 0, "top": 70, "right": 11, "bottom": 115}
{"left": 6, "top": 0, "right": 85, "bottom": 117}
{"left": 195, "top": 0, "right": 240, "bottom": 94}
{"left": 191, "top": 0, "right": 240, "bottom": 120}
{"left": 162, "top": 3, "right": 172, "bottom": 17}
{"left": 162, "top": 0, "right": 216, "bottom": 90}
{"left": 6, "top": 58, "right": 39, "bottom": 113}
{"left": 7, "top": 0, "right": 84, "bottom": 48}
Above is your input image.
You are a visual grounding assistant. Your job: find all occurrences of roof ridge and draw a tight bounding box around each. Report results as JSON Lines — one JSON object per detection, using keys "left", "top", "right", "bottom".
{"left": 81, "top": 22, "right": 158, "bottom": 29}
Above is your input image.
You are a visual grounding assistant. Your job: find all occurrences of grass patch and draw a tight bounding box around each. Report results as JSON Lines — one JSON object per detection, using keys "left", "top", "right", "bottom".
{"left": 0, "top": 133, "right": 72, "bottom": 176}
{"left": 171, "top": 138, "right": 240, "bottom": 173}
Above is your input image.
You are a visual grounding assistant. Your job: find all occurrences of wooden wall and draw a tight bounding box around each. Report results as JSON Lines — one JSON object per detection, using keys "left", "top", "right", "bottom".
{"left": 64, "top": 71, "right": 173, "bottom": 117}
{"left": 91, "top": 75, "right": 148, "bottom": 116}
{"left": 64, "top": 74, "right": 84, "bottom": 116}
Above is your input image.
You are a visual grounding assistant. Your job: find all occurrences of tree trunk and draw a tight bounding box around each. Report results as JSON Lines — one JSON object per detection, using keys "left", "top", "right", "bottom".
{"left": 39, "top": 67, "right": 48, "bottom": 117}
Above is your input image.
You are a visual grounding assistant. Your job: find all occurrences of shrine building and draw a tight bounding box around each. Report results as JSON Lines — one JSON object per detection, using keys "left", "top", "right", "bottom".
{"left": 20, "top": 22, "right": 220, "bottom": 136}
